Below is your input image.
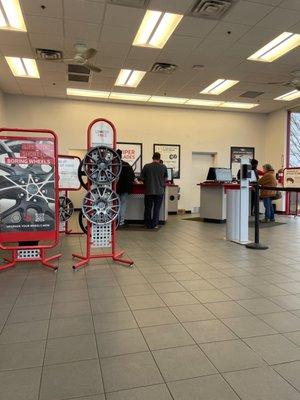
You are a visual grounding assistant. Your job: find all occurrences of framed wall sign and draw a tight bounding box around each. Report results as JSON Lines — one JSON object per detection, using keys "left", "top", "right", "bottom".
{"left": 231, "top": 146, "right": 255, "bottom": 178}
{"left": 58, "top": 155, "right": 81, "bottom": 190}
{"left": 153, "top": 143, "right": 181, "bottom": 178}
{"left": 117, "top": 142, "right": 143, "bottom": 175}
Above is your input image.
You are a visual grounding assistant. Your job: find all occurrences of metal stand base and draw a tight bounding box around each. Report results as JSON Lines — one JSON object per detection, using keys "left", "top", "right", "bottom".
{"left": 0, "top": 249, "right": 60, "bottom": 271}
{"left": 72, "top": 251, "right": 134, "bottom": 270}
{"left": 246, "top": 242, "right": 269, "bottom": 250}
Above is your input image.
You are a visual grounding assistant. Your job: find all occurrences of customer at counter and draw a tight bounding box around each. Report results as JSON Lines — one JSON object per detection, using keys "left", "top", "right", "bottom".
{"left": 116, "top": 149, "right": 136, "bottom": 227}
{"left": 140, "top": 152, "right": 167, "bottom": 230}
{"left": 259, "top": 163, "right": 277, "bottom": 223}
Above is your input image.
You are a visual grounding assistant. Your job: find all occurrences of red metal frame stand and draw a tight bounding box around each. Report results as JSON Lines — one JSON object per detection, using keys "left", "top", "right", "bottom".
{"left": 60, "top": 189, "right": 83, "bottom": 235}
{"left": 72, "top": 118, "right": 133, "bottom": 270}
{"left": 1, "top": 248, "right": 60, "bottom": 271}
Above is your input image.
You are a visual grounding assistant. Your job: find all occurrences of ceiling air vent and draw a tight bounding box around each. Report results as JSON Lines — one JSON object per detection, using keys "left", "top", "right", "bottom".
{"left": 68, "top": 74, "right": 89, "bottom": 83}
{"left": 151, "top": 63, "right": 177, "bottom": 74}
{"left": 108, "top": 0, "right": 149, "bottom": 8}
{"left": 36, "top": 48, "right": 63, "bottom": 60}
{"left": 190, "top": 0, "right": 234, "bottom": 19}
{"left": 239, "top": 91, "right": 264, "bottom": 99}
{"left": 68, "top": 64, "right": 90, "bottom": 74}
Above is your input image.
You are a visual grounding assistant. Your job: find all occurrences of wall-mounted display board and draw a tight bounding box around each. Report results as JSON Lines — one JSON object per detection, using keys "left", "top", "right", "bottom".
{"left": 58, "top": 155, "right": 81, "bottom": 190}
{"left": 117, "top": 142, "right": 143, "bottom": 175}
{"left": 231, "top": 146, "right": 255, "bottom": 178}
{"left": 284, "top": 167, "right": 300, "bottom": 188}
{"left": 153, "top": 143, "right": 181, "bottom": 178}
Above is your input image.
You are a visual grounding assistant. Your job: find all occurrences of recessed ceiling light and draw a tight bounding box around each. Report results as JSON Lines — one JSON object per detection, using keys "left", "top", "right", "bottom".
{"left": 133, "top": 10, "right": 183, "bottom": 49}
{"left": 0, "top": 0, "right": 26, "bottom": 31}
{"left": 109, "top": 92, "right": 151, "bottom": 101}
{"left": 115, "top": 69, "right": 146, "bottom": 88}
{"left": 200, "top": 79, "right": 239, "bottom": 95}
{"left": 274, "top": 90, "right": 300, "bottom": 101}
{"left": 149, "top": 96, "right": 188, "bottom": 104}
{"left": 186, "top": 99, "right": 223, "bottom": 107}
{"left": 248, "top": 32, "right": 300, "bottom": 62}
{"left": 220, "top": 102, "right": 258, "bottom": 109}
{"left": 67, "top": 88, "right": 110, "bottom": 98}
{"left": 5, "top": 57, "right": 40, "bottom": 78}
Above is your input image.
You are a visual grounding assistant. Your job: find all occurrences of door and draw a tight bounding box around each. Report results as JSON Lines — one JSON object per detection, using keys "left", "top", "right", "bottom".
{"left": 191, "top": 153, "right": 215, "bottom": 213}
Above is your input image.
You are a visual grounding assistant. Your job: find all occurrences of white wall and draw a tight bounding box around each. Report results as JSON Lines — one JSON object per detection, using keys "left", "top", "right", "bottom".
{"left": 4, "top": 94, "right": 268, "bottom": 210}
{"left": 0, "top": 91, "right": 5, "bottom": 126}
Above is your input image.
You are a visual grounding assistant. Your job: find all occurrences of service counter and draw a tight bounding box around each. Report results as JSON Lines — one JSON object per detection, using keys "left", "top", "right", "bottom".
{"left": 125, "top": 183, "right": 171, "bottom": 224}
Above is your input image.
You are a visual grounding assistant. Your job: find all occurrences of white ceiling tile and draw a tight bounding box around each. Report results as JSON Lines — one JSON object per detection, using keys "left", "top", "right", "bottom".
{"left": 104, "top": 4, "right": 144, "bottom": 28}
{"left": 26, "top": 16, "right": 63, "bottom": 35}
{"left": 38, "top": 60, "right": 67, "bottom": 73}
{"left": 149, "top": 0, "right": 194, "bottom": 13}
{"left": 64, "top": 21, "right": 101, "bottom": 41}
{"left": 0, "top": 31, "right": 30, "bottom": 47}
{"left": 163, "top": 34, "right": 201, "bottom": 51}
{"left": 123, "top": 58, "right": 156, "bottom": 70}
{"left": 40, "top": 70, "right": 67, "bottom": 83}
{"left": 43, "top": 85, "right": 67, "bottom": 96}
{"left": 99, "top": 42, "right": 130, "bottom": 58}
{"left": 175, "top": 16, "right": 218, "bottom": 38}
{"left": 223, "top": 1, "right": 274, "bottom": 25}
{"left": 100, "top": 25, "right": 135, "bottom": 44}
{"left": 127, "top": 46, "right": 160, "bottom": 61}
{"left": 29, "top": 33, "right": 64, "bottom": 50}
{"left": 98, "top": 55, "right": 126, "bottom": 68}
{"left": 0, "top": 45, "right": 33, "bottom": 58}
{"left": 255, "top": 7, "right": 300, "bottom": 30}
{"left": 64, "top": 0, "right": 105, "bottom": 23}
{"left": 206, "top": 21, "right": 251, "bottom": 43}
{"left": 238, "top": 27, "right": 283, "bottom": 46}
{"left": 21, "top": 0, "right": 63, "bottom": 18}
{"left": 246, "top": 0, "right": 286, "bottom": 6}
{"left": 279, "top": 0, "right": 300, "bottom": 11}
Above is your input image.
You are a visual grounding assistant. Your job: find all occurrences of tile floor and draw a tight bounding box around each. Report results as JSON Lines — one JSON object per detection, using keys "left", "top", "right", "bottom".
{"left": 1, "top": 214, "right": 300, "bottom": 399}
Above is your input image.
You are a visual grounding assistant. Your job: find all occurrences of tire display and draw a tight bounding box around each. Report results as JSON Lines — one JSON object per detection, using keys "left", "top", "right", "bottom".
{"left": 59, "top": 196, "right": 74, "bottom": 222}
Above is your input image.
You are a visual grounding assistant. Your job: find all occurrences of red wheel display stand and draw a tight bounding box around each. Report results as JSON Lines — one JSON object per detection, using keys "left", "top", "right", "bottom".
{"left": 58, "top": 155, "right": 83, "bottom": 235}
{"left": 0, "top": 128, "right": 61, "bottom": 271}
{"left": 72, "top": 119, "right": 133, "bottom": 270}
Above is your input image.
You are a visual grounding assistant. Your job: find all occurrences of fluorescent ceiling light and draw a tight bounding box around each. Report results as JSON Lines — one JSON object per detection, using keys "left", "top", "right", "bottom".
{"left": 248, "top": 32, "right": 300, "bottom": 62}
{"left": 274, "top": 90, "right": 300, "bottom": 101}
{"left": 186, "top": 99, "right": 223, "bottom": 107}
{"left": 133, "top": 10, "right": 183, "bottom": 49}
{"left": 115, "top": 69, "right": 146, "bottom": 88}
{"left": 67, "top": 88, "right": 110, "bottom": 98}
{"left": 0, "top": 0, "right": 26, "bottom": 31}
{"left": 110, "top": 92, "right": 150, "bottom": 101}
{"left": 220, "top": 102, "right": 258, "bottom": 109}
{"left": 5, "top": 57, "right": 39, "bottom": 78}
{"left": 200, "top": 79, "right": 239, "bottom": 95}
{"left": 149, "top": 96, "right": 188, "bottom": 104}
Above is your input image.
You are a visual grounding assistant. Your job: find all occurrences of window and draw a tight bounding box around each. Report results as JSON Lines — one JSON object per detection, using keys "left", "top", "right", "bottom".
{"left": 289, "top": 112, "right": 300, "bottom": 167}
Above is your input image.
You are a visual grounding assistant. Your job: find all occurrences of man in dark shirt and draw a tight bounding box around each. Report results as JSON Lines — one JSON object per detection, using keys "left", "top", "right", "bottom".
{"left": 116, "top": 149, "right": 136, "bottom": 226}
{"left": 140, "top": 152, "right": 167, "bottom": 229}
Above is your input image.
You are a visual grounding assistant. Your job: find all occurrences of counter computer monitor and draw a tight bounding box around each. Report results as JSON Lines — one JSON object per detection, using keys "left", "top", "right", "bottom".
{"left": 167, "top": 168, "right": 173, "bottom": 181}
{"left": 206, "top": 167, "right": 232, "bottom": 182}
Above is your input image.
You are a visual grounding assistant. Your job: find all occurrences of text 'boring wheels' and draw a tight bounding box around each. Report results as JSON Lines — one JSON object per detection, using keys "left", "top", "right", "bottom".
{"left": 82, "top": 187, "right": 120, "bottom": 225}
{"left": 59, "top": 196, "right": 74, "bottom": 222}
{"left": 82, "top": 146, "right": 121, "bottom": 184}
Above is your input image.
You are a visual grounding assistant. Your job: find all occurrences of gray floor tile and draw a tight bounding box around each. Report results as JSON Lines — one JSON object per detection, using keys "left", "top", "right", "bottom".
{"left": 285, "top": 331, "right": 300, "bottom": 346}
{"left": 121, "top": 283, "right": 155, "bottom": 296}
{"left": 274, "top": 361, "right": 300, "bottom": 391}
{"left": 251, "top": 284, "right": 290, "bottom": 297}
{"left": 168, "top": 374, "right": 240, "bottom": 400}
{"left": 221, "top": 286, "right": 260, "bottom": 300}
{"left": 0, "top": 320, "right": 48, "bottom": 344}
{"left": 0, "top": 367, "right": 42, "bottom": 400}
{"left": 51, "top": 301, "right": 91, "bottom": 319}
{"left": 97, "top": 328, "right": 148, "bottom": 357}
{"left": 180, "top": 279, "right": 216, "bottom": 291}
{"left": 15, "top": 293, "right": 53, "bottom": 306}
{"left": 45, "top": 334, "right": 98, "bottom": 365}
{"left": 170, "top": 271, "right": 201, "bottom": 281}
{"left": 270, "top": 295, "right": 300, "bottom": 310}
{"left": 192, "top": 289, "right": 231, "bottom": 303}
{"left": 40, "top": 359, "right": 103, "bottom": 400}
{"left": 145, "top": 273, "right": 176, "bottom": 283}
{"left": 94, "top": 311, "right": 137, "bottom": 333}
{"left": 0, "top": 340, "right": 45, "bottom": 371}
{"left": 106, "top": 384, "right": 172, "bottom": 400}
{"left": 259, "top": 311, "right": 300, "bottom": 333}
{"left": 201, "top": 339, "right": 266, "bottom": 372}
{"left": 221, "top": 315, "right": 276, "bottom": 338}
{"left": 159, "top": 292, "right": 199, "bottom": 306}
{"left": 151, "top": 281, "right": 186, "bottom": 294}
{"left": 169, "top": 304, "right": 216, "bottom": 322}
{"left": 88, "top": 286, "right": 123, "bottom": 299}
{"left": 224, "top": 366, "right": 300, "bottom": 400}
{"left": 127, "top": 294, "right": 165, "bottom": 310}
{"left": 237, "top": 298, "right": 284, "bottom": 314}
{"left": 53, "top": 289, "right": 89, "bottom": 303}
{"left": 245, "top": 334, "right": 300, "bottom": 364}
{"left": 205, "top": 301, "right": 251, "bottom": 318}
{"left": 142, "top": 323, "right": 194, "bottom": 350}
{"left": 48, "top": 315, "right": 94, "bottom": 338}
{"left": 153, "top": 345, "right": 217, "bottom": 381}
{"left": 183, "top": 320, "right": 237, "bottom": 343}
{"left": 133, "top": 307, "right": 178, "bottom": 327}
{"left": 91, "top": 297, "right": 129, "bottom": 314}
{"left": 207, "top": 277, "right": 241, "bottom": 289}
{"left": 101, "top": 352, "right": 163, "bottom": 392}
{"left": 8, "top": 304, "right": 51, "bottom": 323}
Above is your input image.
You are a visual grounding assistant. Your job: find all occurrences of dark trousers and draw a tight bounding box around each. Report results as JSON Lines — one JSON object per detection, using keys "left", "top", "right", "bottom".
{"left": 144, "top": 195, "right": 163, "bottom": 228}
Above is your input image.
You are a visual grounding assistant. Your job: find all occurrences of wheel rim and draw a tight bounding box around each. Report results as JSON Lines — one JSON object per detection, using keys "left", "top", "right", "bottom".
{"left": 82, "top": 187, "right": 120, "bottom": 225}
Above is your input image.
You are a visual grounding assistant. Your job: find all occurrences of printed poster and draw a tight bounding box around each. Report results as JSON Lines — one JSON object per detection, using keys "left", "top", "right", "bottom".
{"left": 117, "top": 142, "right": 142, "bottom": 174}
{"left": 154, "top": 144, "right": 180, "bottom": 178}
